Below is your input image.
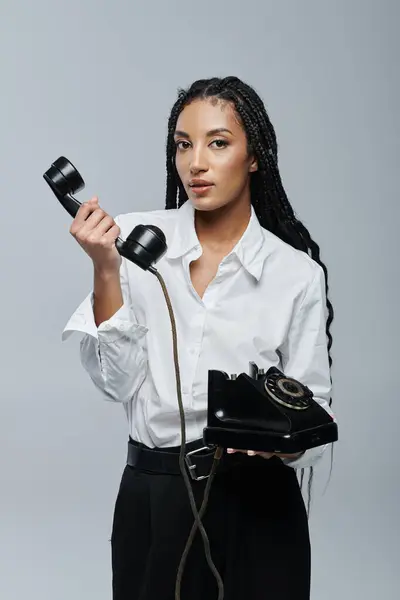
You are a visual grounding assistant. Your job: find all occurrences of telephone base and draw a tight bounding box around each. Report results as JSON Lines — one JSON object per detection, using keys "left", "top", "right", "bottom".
{"left": 202, "top": 421, "right": 338, "bottom": 455}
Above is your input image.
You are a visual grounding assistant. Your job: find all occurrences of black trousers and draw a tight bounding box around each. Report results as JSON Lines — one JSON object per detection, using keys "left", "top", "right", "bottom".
{"left": 110, "top": 440, "right": 311, "bottom": 600}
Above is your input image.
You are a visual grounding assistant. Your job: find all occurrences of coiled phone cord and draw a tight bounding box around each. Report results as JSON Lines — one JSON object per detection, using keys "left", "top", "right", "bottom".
{"left": 150, "top": 267, "right": 225, "bottom": 600}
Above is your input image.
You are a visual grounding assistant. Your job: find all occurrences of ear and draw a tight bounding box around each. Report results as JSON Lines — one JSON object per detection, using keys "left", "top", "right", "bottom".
{"left": 249, "top": 155, "right": 258, "bottom": 173}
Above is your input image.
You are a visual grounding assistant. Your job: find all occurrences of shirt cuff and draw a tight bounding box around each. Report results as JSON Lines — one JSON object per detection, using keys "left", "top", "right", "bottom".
{"left": 61, "top": 292, "right": 148, "bottom": 342}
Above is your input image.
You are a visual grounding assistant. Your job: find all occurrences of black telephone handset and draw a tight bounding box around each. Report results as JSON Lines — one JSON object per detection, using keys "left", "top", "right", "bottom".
{"left": 43, "top": 156, "right": 167, "bottom": 272}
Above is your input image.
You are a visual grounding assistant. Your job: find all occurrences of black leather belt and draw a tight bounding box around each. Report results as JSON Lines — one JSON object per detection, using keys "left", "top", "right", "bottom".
{"left": 127, "top": 438, "right": 218, "bottom": 481}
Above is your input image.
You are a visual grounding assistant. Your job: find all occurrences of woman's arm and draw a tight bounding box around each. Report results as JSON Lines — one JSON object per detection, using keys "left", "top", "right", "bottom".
{"left": 227, "top": 262, "right": 335, "bottom": 467}
{"left": 93, "top": 267, "right": 124, "bottom": 327}
{"left": 276, "top": 262, "right": 336, "bottom": 470}
{"left": 62, "top": 215, "right": 149, "bottom": 404}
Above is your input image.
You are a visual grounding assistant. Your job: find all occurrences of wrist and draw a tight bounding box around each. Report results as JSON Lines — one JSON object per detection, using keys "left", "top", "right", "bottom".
{"left": 285, "top": 451, "right": 305, "bottom": 459}
{"left": 93, "top": 264, "right": 121, "bottom": 280}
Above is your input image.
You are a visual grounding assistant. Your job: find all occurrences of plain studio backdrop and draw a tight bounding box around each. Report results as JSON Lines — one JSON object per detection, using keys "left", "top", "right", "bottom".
{"left": 0, "top": 1, "right": 399, "bottom": 598}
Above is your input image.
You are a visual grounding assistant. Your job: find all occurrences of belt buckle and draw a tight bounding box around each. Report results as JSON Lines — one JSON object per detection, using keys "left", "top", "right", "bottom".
{"left": 185, "top": 446, "right": 213, "bottom": 481}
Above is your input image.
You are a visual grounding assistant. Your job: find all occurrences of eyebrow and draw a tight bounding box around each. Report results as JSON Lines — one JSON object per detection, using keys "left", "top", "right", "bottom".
{"left": 174, "top": 127, "right": 233, "bottom": 138}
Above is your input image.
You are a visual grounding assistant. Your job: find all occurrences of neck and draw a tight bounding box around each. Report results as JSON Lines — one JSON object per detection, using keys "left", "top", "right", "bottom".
{"left": 194, "top": 198, "right": 251, "bottom": 252}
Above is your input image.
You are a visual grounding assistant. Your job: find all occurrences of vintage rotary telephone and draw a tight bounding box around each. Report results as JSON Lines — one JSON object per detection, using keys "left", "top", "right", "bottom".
{"left": 44, "top": 156, "right": 337, "bottom": 600}
{"left": 203, "top": 362, "right": 338, "bottom": 455}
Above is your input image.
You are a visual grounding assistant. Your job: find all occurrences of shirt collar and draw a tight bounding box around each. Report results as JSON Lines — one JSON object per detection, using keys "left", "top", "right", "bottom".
{"left": 165, "top": 200, "right": 274, "bottom": 281}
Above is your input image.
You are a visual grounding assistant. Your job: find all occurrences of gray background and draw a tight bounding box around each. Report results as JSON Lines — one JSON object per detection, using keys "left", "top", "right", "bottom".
{"left": 1, "top": 0, "right": 399, "bottom": 598}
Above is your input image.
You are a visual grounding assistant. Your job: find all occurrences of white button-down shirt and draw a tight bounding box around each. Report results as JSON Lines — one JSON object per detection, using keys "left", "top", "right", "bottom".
{"left": 62, "top": 199, "right": 335, "bottom": 470}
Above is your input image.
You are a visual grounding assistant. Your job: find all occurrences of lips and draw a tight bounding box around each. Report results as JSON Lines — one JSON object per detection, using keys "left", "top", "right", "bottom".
{"left": 188, "top": 179, "right": 214, "bottom": 196}
{"left": 189, "top": 184, "right": 213, "bottom": 196}
{"left": 189, "top": 179, "right": 213, "bottom": 188}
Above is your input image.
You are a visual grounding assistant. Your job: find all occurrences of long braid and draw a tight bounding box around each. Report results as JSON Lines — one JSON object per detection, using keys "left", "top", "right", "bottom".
{"left": 164, "top": 76, "right": 334, "bottom": 514}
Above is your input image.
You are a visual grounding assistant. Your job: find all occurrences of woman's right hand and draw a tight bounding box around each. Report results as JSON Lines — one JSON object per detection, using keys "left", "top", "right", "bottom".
{"left": 69, "top": 197, "right": 122, "bottom": 275}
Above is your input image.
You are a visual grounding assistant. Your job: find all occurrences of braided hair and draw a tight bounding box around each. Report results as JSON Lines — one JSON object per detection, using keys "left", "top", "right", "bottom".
{"left": 164, "top": 76, "right": 334, "bottom": 514}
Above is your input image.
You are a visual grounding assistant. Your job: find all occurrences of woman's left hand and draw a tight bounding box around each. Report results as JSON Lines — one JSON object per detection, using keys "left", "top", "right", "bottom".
{"left": 227, "top": 448, "right": 304, "bottom": 460}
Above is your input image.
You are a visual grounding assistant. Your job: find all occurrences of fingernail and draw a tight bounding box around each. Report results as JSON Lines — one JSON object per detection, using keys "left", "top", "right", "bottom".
{"left": 247, "top": 450, "right": 256, "bottom": 456}
{"left": 227, "top": 448, "right": 234, "bottom": 454}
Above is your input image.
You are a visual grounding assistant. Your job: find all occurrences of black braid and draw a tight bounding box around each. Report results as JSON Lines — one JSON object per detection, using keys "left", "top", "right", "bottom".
{"left": 164, "top": 76, "right": 335, "bottom": 515}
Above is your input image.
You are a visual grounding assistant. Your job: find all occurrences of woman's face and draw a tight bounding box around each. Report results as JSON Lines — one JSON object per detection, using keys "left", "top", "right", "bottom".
{"left": 174, "top": 98, "right": 258, "bottom": 212}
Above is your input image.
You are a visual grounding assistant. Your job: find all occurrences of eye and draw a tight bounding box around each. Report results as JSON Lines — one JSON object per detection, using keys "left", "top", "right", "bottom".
{"left": 175, "top": 140, "right": 191, "bottom": 150}
{"left": 210, "top": 139, "right": 228, "bottom": 149}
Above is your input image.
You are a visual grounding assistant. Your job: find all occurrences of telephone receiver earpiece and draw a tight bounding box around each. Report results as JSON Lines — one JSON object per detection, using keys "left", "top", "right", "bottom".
{"left": 43, "top": 156, "right": 167, "bottom": 272}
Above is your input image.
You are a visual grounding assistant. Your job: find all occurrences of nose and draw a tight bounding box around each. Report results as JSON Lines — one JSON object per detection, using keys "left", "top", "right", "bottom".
{"left": 189, "top": 144, "right": 208, "bottom": 174}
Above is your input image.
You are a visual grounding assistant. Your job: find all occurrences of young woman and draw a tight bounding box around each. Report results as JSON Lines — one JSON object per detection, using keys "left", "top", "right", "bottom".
{"left": 63, "top": 76, "right": 335, "bottom": 600}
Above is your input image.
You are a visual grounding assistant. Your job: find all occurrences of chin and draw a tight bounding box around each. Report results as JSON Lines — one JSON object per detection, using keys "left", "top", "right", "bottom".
{"left": 190, "top": 196, "right": 230, "bottom": 212}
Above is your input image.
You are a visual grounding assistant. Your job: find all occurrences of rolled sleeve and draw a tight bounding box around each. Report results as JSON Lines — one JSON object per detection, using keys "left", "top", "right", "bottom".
{"left": 62, "top": 256, "right": 149, "bottom": 404}
{"left": 279, "top": 263, "right": 336, "bottom": 470}
{"left": 61, "top": 290, "right": 147, "bottom": 343}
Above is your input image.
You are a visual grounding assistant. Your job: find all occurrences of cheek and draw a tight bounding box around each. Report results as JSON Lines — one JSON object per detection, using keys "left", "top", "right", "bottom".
{"left": 174, "top": 154, "right": 187, "bottom": 182}
{"left": 217, "top": 152, "right": 249, "bottom": 184}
